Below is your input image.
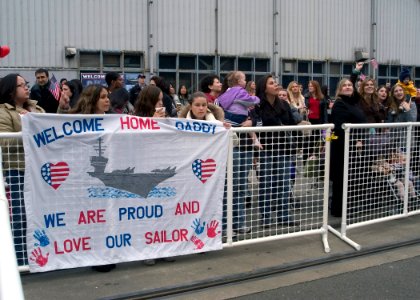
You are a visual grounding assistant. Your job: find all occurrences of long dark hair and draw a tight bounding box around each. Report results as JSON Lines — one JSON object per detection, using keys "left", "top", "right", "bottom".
{"left": 62, "top": 80, "right": 81, "bottom": 107}
{"left": 150, "top": 76, "right": 170, "bottom": 95}
{"left": 134, "top": 85, "right": 162, "bottom": 117}
{"left": 0, "top": 73, "right": 31, "bottom": 109}
{"left": 255, "top": 74, "right": 274, "bottom": 104}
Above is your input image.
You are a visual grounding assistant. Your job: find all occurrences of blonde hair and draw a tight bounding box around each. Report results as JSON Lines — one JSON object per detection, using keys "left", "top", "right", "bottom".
{"left": 335, "top": 78, "right": 353, "bottom": 98}
{"left": 287, "top": 81, "right": 305, "bottom": 108}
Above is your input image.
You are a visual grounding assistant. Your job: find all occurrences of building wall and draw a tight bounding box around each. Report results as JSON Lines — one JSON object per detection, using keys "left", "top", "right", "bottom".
{"left": 0, "top": 0, "right": 419, "bottom": 78}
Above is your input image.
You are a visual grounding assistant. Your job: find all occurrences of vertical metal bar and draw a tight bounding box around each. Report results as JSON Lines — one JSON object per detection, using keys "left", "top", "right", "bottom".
{"left": 341, "top": 125, "right": 351, "bottom": 235}
{"left": 215, "top": 0, "right": 219, "bottom": 75}
{"left": 403, "top": 124, "right": 413, "bottom": 214}
{"left": 0, "top": 148, "right": 24, "bottom": 300}
{"left": 322, "top": 127, "right": 332, "bottom": 253}
{"left": 226, "top": 130, "right": 234, "bottom": 245}
{"left": 370, "top": 0, "right": 377, "bottom": 79}
{"left": 272, "top": 0, "right": 279, "bottom": 79}
{"left": 147, "top": 0, "right": 153, "bottom": 75}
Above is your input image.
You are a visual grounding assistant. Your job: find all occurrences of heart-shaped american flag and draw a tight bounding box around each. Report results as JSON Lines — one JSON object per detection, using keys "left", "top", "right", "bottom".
{"left": 41, "top": 162, "right": 70, "bottom": 190}
{"left": 192, "top": 159, "right": 216, "bottom": 183}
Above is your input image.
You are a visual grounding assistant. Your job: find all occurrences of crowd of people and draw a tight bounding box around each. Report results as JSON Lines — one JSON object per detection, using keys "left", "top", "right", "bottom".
{"left": 1, "top": 62, "right": 420, "bottom": 270}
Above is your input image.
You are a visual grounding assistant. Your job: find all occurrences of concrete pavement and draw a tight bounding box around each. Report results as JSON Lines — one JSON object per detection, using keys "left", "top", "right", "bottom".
{"left": 21, "top": 213, "right": 420, "bottom": 300}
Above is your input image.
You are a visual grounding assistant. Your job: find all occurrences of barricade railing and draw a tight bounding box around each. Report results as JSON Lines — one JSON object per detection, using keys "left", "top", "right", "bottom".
{"left": 1, "top": 124, "right": 333, "bottom": 273}
{"left": 225, "top": 124, "right": 333, "bottom": 253}
{"left": 328, "top": 122, "right": 420, "bottom": 250}
{"left": 0, "top": 145, "right": 25, "bottom": 299}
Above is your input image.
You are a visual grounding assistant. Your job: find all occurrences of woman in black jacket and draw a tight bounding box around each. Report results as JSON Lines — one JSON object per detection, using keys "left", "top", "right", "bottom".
{"left": 252, "top": 75, "right": 299, "bottom": 227}
{"left": 330, "top": 62, "right": 367, "bottom": 217}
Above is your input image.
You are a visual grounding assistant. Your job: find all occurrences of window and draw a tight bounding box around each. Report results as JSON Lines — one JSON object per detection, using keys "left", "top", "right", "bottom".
{"left": 330, "top": 63, "right": 341, "bottom": 75}
{"left": 255, "top": 58, "right": 270, "bottom": 72}
{"left": 159, "top": 54, "right": 177, "bottom": 69}
{"left": 283, "top": 60, "right": 295, "bottom": 73}
{"left": 79, "top": 50, "right": 144, "bottom": 76}
{"left": 313, "top": 62, "right": 324, "bottom": 74}
{"left": 199, "top": 56, "right": 215, "bottom": 70}
{"left": 80, "top": 52, "right": 100, "bottom": 68}
{"left": 179, "top": 73, "right": 195, "bottom": 93}
{"left": 280, "top": 60, "right": 328, "bottom": 88}
{"left": 390, "top": 66, "right": 400, "bottom": 77}
{"left": 282, "top": 75, "right": 295, "bottom": 88}
{"left": 238, "top": 58, "right": 253, "bottom": 71}
{"left": 343, "top": 63, "right": 353, "bottom": 75}
{"left": 179, "top": 55, "right": 196, "bottom": 70}
{"left": 220, "top": 57, "right": 235, "bottom": 71}
{"left": 124, "top": 53, "right": 142, "bottom": 68}
{"left": 329, "top": 77, "right": 340, "bottom": 93}
{"left": 313, "top": 76, "right": 324, "bottom": 86}
{"left": 298, "top": 76, "right": 310, "bottom": 90}
{"left": 103, "top": 53, "right": 121, "bottom": 68}
{"left": 298, "top": 61, "right": 310, "bottom": 73}
{"left": 415, "top": 67, "right": 420, "bottom": 87}
{"left": 378, "top": 65, "right": 388, "bottom": 77}
{"left": 156, "top": 53, "right": 270, "bottom": 92}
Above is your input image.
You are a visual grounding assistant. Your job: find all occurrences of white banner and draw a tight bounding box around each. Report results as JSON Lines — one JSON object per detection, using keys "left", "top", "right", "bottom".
{"left": 21, "top": 114, "right": 228, "bottom": 272}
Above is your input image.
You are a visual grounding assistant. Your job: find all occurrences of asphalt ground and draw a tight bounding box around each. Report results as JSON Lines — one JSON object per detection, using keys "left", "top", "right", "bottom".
{"left": 21, "top": 213, "right": 420, "bottom": 300}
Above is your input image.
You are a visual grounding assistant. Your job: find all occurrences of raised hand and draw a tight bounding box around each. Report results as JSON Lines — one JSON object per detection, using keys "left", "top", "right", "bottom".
{"left": 33, "top": 229, "right": 50, "bottom": 247}
{"left": 355, "top": 61, "right": 364, "bottom": 71}
{"left": 206, "top": 220, "right": 221, "bottom": 238}
{"left": 59, "top": 92, "right": 70, "bottom": 109}
{"left": 30, "top": 247, "right": 49, "bottom": 267}
{"left": 190, "top": 235, "right": 204, "bottom": 250}
{"left": 191, "top": 218, "right": 205, "bottom": 235}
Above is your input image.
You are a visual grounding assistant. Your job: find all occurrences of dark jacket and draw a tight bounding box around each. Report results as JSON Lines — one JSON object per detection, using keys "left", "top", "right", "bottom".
{"left": 129, "top": 84, "right": 142, "bottom": 105}
{"left": 250, "top": 98, "right": 296, "bottom": 155}
{"left": 162, "top": 92, "right": 177, "bottom": 117}
{"left": 30, "top": 82, "right": 59, "bottom": 113}
{"left": 330, "top": 93, "right": 367, "bottom": 178}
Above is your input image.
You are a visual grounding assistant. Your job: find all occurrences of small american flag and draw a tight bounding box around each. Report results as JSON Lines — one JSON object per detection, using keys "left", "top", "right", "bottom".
{"left": 370, "top": 58, "right": 378, "bottom": 70}
{"left": 49, "top": 74, "right": 61, "bottom": 101}
{"left": 192, "top": 159, "right": 216, "bottom": 183}
{"left": 41, "top": 162, "right": 70, "bottom": 190}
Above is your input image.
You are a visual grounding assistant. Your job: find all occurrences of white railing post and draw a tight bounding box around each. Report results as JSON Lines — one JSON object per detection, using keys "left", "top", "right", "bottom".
{"left": 322, "top": 127, "right": 332, "bottom": 253}
{"left": 226, "top": 130, "right": 234, "bottom": 245}
{"left": 0, "top": 148, "right": 24, "bottom": 300}
{"left": 403, "top": 123, "right": 413, "bottom": 215}
{"left": 341, "top": 125, "right": 351, "bottom": 235}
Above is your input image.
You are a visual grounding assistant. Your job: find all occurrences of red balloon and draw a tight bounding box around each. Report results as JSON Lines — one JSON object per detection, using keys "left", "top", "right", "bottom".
{"left": 0, "top": 45, "right": 10, "bottom": 58}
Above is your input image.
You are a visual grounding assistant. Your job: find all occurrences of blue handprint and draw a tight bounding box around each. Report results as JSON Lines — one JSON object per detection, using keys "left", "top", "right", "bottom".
{"left": 33, "top": 229, "right": 50, "bottom": 247}
{"left": 191, "top": 218, "right": 206, "bottom": 235}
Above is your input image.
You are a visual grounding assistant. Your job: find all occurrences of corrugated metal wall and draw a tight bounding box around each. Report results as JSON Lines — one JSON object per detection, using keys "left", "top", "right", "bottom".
{"left": 217, "top": 0, "right": 273, "bottom": 57}
{"left": 0, "top": 0, "right": 148, "bottom": 69}
{"left": 152, "top": 0, "right": 216, "bottom": 54}
{"left": 278, "top": 0, "right": 371, "bottom": 61}
{"left": 0, "top": 0, "right": 419, "bottom": 71}
{"left": 376, "top": 0, "right": 420, "bottom": 65}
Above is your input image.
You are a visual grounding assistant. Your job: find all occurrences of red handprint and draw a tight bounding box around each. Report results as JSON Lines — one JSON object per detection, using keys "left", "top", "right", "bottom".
{"left": 30, "top": 247, "right": 49, "bottom": 267}
{"left": 206, "top": 220, "right": 221, "bottom": 238}
{"left": 191, "top": 235, "right": 204, "bottom": 250}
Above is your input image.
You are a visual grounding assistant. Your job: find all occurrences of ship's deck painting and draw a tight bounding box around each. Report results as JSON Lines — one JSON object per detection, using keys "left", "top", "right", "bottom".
{"left": 87, "top": 138, "right": 177, "bottom": 198}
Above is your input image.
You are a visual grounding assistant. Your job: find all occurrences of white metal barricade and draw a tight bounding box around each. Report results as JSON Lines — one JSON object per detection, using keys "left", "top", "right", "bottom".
{"left": 328, "top": 122, "right": 420, "bottom": 250}
{"left": 224, "top": 125, "right": 333, "bottom": 253}
{"left": 0, "top": 145, "right": 25, "bottom": 299}
{"left": 1, "top": 124, "right": 333, "bottom": 273}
